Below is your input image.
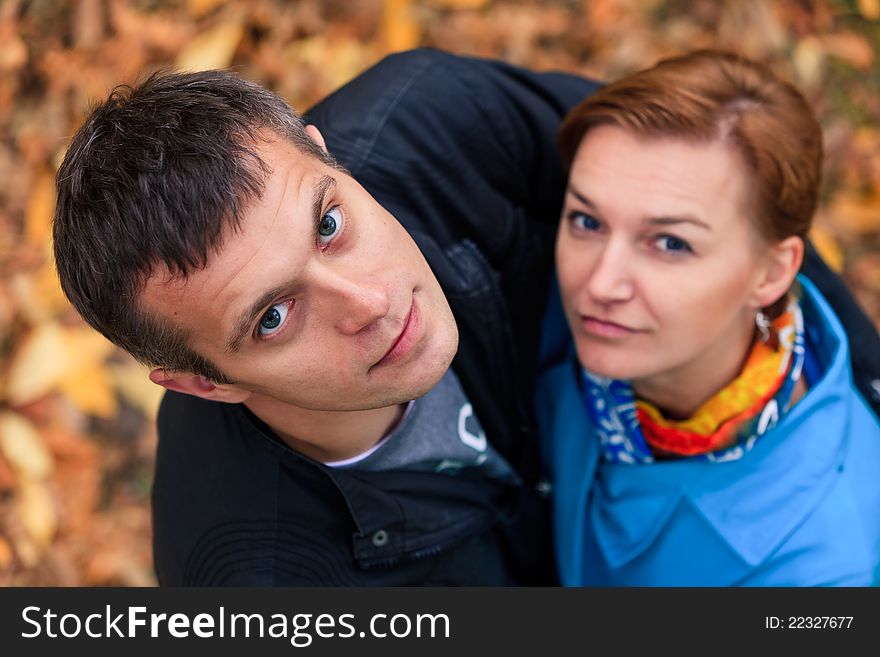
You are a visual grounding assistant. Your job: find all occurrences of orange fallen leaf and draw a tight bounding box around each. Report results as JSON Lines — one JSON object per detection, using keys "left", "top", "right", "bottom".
{"left": 57, "top": 361, "right": 118, "bottom": 418}
{"left": 187, "top": 0, "right": 227, "bottom": 18}
{"left": 42, "top": 429, "right": 101, "bottom": 535}
{"left": 5, "top": 323, "right": 113, "bottom": 406}
{"left": 0, "top": 537, "right": 12, "bottom": 570}
{"left": 821, "top": 32, "right": 874, "bottom": 71}
{"left": 25, "top": 167, "right": 56, "bottom": 249}
{"left": 857, "top": 0, "right": 880, "bottom": 20}
{"left": 381, "top": 0, "right": 422, "bottom": 54}
{"left": 175, "top": 12, "right": 245, "bottom": 71}
{"left": 0, "top": 24, "right": 26, "bottom": 72}
{"left": 4, "top": 323, "right": 68, "bottom": 406}
{"left": 792, "top": 36, "right": 825, "bottom": 89}
{"left": 8, "top": 261, "right": 70, "bottom": 325}
{"left": 16, "top": 477, "right": 58, "bottom": 550}
{"left": 427, "top": 0, "right": 489, "bottom": 8}
{"left": 108, "top": 361, "right": 165, "bottom": 418}
{"left": 828, "top": 192, "right": 880, "bottom": 235}
{"left": 0, "top": 412, "right": 54, "bottom": 479}
{"left": 73, "top": 0, "right": 105, "bottom": 50}
{"left": 808, "top": 224, "right": 844, "bottom": 274}
{"left": 0, "top": 451, "right": 15, "bottom": 491}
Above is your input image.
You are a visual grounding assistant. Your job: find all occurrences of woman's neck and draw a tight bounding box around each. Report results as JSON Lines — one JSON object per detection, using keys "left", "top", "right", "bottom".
{"left": 632, "top": 319, "right": 757, "bottom": 421}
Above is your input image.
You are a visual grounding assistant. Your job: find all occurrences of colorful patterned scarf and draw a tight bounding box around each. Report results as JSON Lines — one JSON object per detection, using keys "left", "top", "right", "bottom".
{"left": 579, "top": 295, "right": 806, "bottom": 464}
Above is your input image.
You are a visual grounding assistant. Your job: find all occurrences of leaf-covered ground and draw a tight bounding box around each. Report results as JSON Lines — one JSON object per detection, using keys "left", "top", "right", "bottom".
{"left": 1, "top": 0, "right": 878, "bottom": 585}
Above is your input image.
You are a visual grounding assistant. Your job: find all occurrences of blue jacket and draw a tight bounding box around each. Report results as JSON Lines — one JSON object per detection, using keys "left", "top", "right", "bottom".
{"left": 536, "top": 277, "right": 880, "bottom": 586}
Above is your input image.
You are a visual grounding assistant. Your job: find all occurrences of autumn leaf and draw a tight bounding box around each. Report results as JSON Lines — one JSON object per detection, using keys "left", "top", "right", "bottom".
{"left": 25, "top": 167, "right": 55, "bottom": 249}
{"left": 0, "top": 536, "right": 12, "bottom": 570}
{"left": 381, "top": 0, "right": 422, "bottom": 53}
{"left": 809, "top": 224, "right": 845, "bottom": 274}
{"left": 108, "top": 361, "right": 166, "bottom": 419}
{"left": 427, "top": 0, "right": 489, "bottom": 8}
{"left": 5, "top": 323, "right": 114, "bottom": 407}
{"left": 857, "top": 0, "right": 880, "bottom": 21}
{"left": 187, "top": 0, "right": 227, "bottom": 19}
{"left": 174, "top": 12, "right": 246, "bottom": 71}
{"left": 0, "top": 412, "right": 54, "bottom": 479}
{"left": 57, "top": 362, "right": 118, "bottom": 418}
{"left": 16, "top": 477, "right": 57, "bottom": 550}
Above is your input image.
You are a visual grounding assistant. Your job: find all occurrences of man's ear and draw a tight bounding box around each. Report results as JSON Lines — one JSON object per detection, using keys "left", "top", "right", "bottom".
{"left": 149, "top": 369, "right": 251, "bottom": 404}
{"left": 752, "top": 235, "right": 805, "bottom": 309}
{"left": 305, "top": 124, "right": 329, "bottom": 155}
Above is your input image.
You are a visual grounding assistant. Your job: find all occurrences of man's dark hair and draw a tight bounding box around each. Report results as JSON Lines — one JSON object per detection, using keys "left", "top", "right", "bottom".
{"left": 54, "top": 69, "right": 335, "bottom": 383}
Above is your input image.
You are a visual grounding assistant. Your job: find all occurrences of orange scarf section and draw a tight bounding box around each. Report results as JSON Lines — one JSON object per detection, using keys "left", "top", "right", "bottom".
{"left": 636, "top": 309, "right": 796, "bottom": 457}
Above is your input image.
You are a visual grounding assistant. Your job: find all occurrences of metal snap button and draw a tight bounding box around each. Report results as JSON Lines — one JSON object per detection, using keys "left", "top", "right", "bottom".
{"left": 371, "top": 529, "right": 389, "bottom": 547}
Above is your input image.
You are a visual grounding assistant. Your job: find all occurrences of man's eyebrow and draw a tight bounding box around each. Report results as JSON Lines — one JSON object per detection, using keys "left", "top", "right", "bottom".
{"left": 567, "top": 184, "right": 710, "bottom": 230}
{"left": 224, "top": 175, "right": 338, "bottom": 354}
{"left": 226, "top": 283, "right": 288, "bottom": 354}
{"left": 311, "top": 174, "right": 336, "bottom": 233}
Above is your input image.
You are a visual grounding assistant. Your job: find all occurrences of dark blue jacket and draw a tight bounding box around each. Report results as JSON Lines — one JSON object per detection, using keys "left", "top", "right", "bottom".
{"left": 152, "top": 49, "right": 597, "bottom": 585}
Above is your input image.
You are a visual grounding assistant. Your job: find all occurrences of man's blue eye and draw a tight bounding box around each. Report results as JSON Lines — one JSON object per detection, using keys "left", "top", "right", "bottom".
{"left": 258, "top": 302, "right": 289, "bottom": 337}
{"left": 656, "top": 235, "right": 692, "bottom": 253}
{"left": 570, "top": 212, "right": 600, "bottom": 231}
{"left": 318, "top": 207, "right": 343, "bottom": 245}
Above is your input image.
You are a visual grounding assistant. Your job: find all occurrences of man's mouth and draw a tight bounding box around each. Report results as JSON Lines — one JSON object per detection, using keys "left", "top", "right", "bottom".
{"left": 370, "top": 294, "right": 421, "bottom": 371}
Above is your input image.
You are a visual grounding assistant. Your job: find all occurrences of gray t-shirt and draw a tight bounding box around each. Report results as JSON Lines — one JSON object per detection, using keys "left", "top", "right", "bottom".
{"left": 326, "top": 369, "right": 520, "bottom": 485}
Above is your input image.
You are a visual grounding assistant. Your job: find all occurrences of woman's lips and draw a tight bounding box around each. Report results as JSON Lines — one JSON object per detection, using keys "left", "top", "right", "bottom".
{"left": 580, "top": 315, "right": 641, "bottom": 339}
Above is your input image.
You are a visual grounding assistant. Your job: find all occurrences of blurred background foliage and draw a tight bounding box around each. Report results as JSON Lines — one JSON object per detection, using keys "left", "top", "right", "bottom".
{"left": 0, "top": 0, "right": 878, "bottom": 585}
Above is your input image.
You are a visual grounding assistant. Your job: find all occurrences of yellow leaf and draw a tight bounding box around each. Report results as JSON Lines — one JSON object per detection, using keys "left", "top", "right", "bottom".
{"left": 858, "top": 0, "right": 880, "bottom": 20}
{"left": 381, "top": 0, "right": 422, "bottom": 54}
{"left": 175, "top": 15, "right": 245, "bottom": 71}
{"left": 5, "top": 324, "right": 114, "bottom": 407}
{"left": 426, "top": 0, "right": 489, "bottom": 8}
{"left": 829, "top": 192, "right": 880, "bottom": 234}
{"left": 0, "top": 536, "right": 12, "bottom": 570}
{"left": 792, "top": 36, "right": 825, "bottom": 89}
{"left": 0, "top": 412, "right": 53, "bottom": 479}
{"left": 58, "top": 361, "right": 118, "bottom": 418}
{"left": 5, "top": 323, "right": 70, "bottom": 406}
{"left": 33, "top": 261, "right": 70, "bottom": 317}
{"left": 822, "top": 33, "right": 874, "bottom": 70}
{"left": 108, "top": 361, "right": 165, "bottom": 418}
{"left": 61, "top": 326, "right": 115, "bottom": 364}
{"left": 8, "top": 261, "right": 70, "bottom": 325}
{"left": 25, "top": 167, "right": 56, "bottom": 249}
{"left": 16, "top": 478, "right": 57, "bottom": 549}
{"left": 187, "top": 0, "right": 226, "bottom": 18}
{"left": 0, "top": 27, "right": 26, "bottom": 72}
{"left": 808, "top": 225, "right": 844, "bottom": 274}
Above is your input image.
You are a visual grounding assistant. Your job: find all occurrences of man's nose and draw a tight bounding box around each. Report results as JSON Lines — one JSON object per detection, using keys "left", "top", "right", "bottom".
{"left": 314, "top": 267, "right": 391, "bottom": 335}
{"left": 585, "top": 239, "right": 635, "bottom": 305}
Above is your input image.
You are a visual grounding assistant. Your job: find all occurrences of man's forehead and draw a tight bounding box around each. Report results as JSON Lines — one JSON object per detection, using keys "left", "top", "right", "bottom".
{"left": 138, "top": 152, "right": 338, "bottom": 339}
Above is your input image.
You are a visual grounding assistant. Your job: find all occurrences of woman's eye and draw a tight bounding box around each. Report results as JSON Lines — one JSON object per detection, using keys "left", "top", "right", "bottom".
{"left": 655, "top": 235, "right": 692, "bottom": 254}
{"left": 569, "top": 212, "right": 601, "bottom": 232}
{"left": 258, "top": 302, "right": 290, "bottom": 337}
{"left": 318, "top": 206, "right": 343, "bottom": 245}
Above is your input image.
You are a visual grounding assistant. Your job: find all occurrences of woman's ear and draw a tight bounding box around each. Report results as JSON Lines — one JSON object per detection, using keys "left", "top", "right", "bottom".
{"left": 148, "top": 369, "right": 251, "bottom": 404}
{"left": 752, "top": 235, "right": 804, "bottom": 308}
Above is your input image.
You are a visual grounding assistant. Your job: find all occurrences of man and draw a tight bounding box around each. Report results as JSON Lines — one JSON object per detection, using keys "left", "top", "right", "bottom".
{"left": 54, "top": 49, "right": 880, "bottom": 585}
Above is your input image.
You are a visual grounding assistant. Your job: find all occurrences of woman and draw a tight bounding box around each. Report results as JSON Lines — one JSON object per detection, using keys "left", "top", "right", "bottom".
{"left": 536, "top": 50, "right": 880, "bottom": 585}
